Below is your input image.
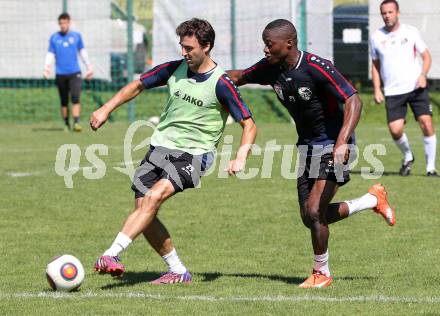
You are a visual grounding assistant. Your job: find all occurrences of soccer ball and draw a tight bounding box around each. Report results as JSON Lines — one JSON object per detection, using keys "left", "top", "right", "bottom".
{"left": 46, "top": 255, "right": 85, "bottom": 291}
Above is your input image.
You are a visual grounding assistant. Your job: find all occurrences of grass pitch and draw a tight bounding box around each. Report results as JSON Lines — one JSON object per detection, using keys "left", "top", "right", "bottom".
{"left": 1, "top": 112, "right": 440, "bottom": 314}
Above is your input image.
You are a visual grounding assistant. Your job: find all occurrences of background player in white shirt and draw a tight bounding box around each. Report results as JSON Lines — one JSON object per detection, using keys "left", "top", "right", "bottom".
{"left": 370, "top": 0, "right": 438, "bottom": 177}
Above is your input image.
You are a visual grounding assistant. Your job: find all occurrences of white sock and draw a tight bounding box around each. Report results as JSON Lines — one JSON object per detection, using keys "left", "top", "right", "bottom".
{"left": 103, "top": 232, "right": 132, "bottom": 257}
{"left": 313, "top": 250, "right": 330, "bottom": 277}
{"left": 424, "top": 135, "right": 437, "bottom": 172}
{"left": 345, "top": 193, "right": 378, "bottom": 216}
{"left": 394, "top": 133, "right": 413, "bottom": 162}
{"left": 162, "top": 249, "right": 187, "bottom": 274}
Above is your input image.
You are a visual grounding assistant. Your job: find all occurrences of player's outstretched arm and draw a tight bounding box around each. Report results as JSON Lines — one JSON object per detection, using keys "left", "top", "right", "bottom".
{"left": 90, "top": 79, "right": 144, "bottom": 131}
{"left": 226, "top": 70, "right": 247, "bottom": 87}
{"left": 225, "top": 118, "right": 257, "bottom": 175}
{"left": 333, "top": 94, "right": 362, "bottom": 165}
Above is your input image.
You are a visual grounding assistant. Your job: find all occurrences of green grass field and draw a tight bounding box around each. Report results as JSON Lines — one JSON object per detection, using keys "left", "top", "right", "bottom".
{"left": 1, "top": 105, "right": 440, "bottom": 315}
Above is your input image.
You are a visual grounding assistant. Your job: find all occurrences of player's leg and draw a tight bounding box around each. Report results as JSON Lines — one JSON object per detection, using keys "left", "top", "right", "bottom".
{"left": 70, "top": 72, "right": 82, "bottom": 132}
{"left": 298, "top": 179, "right": 336, "bottom": 288}
{"left": 385, "top": 93, "right": 414, "bottom": 176}
{"left": 144, "top": 152, "right": 205, "bottom": 284}
{"left": 140, "top": 208, "right": 190, "bottom": 283}
{"left": 410, "top": 88, "right": 438, "bottom": 176}
{"left": 55, "top": 75, "right": 70, "bottom": 130}
{"left": 325, "top": 186, "right": 395, "bottom": 226}
{"left": 95, "top": 179, "right": 176, "bottom": 276}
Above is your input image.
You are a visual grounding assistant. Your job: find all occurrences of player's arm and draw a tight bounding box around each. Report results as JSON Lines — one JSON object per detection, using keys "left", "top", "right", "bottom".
{"left": 334, "top": 94, "right": 362, "bottom": 165}
{"left": 308, "top": 57, "right": 361, "bottom": 164}
{"left": 90, "top": 60, "right": 182, "bottom": 131}
{"left": 371, "top": 59, "right": 384, "bottom": 104}
{"left": 79, "top": 49, "right": 93, "bottom": 80}
{"left": 43, "top": 52, "right": 55, "bottom": 78}
{"left": 216, "top": 74, "right": 257, "bottom": 174}
{"left": 43, "top": 36, "right": 55, "bottom": 78}
{"left": 413, "top": 28, "right": 431, "bottom": 89}
{"left": 90, "top": 79, "right": 144, "bottom": 130}
{"left": 417, "top": 48, "right": 432, "bottom": 89}
{"left": 226, "top": 70, "right": 247, "bottom": 86}
{"left": 227, "top": 58, "right": 271, "bottom": 87}
{"left": 77, "top": 34, "right": 93, "bottom": 80}
{"left": 227, "top": 117, "right": 257, "bottom": 175}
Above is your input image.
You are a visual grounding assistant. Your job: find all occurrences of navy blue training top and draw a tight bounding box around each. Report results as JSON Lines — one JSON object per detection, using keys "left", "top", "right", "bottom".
{"left": 243, "top": 51, "right": 357, "bottom": 146}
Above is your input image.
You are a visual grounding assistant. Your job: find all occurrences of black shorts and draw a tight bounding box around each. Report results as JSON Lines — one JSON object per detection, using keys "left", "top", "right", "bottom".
{"left": 55, "top": 72, "right": 82, "bottom": 106}
{"left": 297, "top": 153, "right": 350, "bottom": 209}
{"left": 385, "top": 88, "right": 432, "bottom": 123}
{"left": 131, "top": 146, "right": 214, "bottom": 199}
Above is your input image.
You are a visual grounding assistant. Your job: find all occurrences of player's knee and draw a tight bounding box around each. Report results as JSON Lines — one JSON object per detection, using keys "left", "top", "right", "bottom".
{"left": 71, "top": 96, "right": 80, "bottom": 104}
{"left": 144, "top": 189, "right": 166, "bottom": 206}
{"left": 301, "top": 215, "right": 312, "bottom": 229}
{"left": 304, "top": 201, "right": 320, "bottom": 224}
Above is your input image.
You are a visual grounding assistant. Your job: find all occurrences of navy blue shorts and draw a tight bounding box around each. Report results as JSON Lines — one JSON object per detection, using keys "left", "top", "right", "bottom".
{"left": 297, "top": 153, "right": 350, "bottom": 209}
{"left": 131, "top": 146, "right": 214, "bottom": 199}
{"left": 385, "top": 88, "right": 431, "bottom": 123}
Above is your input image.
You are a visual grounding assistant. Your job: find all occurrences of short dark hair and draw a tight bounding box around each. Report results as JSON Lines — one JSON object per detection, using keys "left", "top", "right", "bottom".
{"left": 58, "top": 13, "right": 70, "bottom": 21}
{"left": 176, "top": 18, "right": 215, "bottom": 52}
{"left": 380, "top": 0, "right": 399, "bottom": 11}
{"left": 264, "top": 19, "right": 297, "bottom": 44}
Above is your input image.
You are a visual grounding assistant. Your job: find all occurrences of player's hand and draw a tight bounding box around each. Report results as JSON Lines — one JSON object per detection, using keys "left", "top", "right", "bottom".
{"left": 225, "top": 159, "right": 245, "bottom": 175}
{"left": 374, "top": 89, "right": 384, "bottom": 104}
{"left": 90, "top": 107, "right": 109, "bottom": 131}
{"left": 43, "top": 68, "right": 51, "bottom": 79}
{"left": 85, "top": 66, "right": 94, "bottom": 80}
{"left": 333, "top": 142, "right": 350, "bottom": 166}
{"left": 416, "top": 74, "right": 427, "bottom": 89}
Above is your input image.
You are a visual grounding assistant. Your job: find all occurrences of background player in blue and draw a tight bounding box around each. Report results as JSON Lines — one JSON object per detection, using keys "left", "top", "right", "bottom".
{"left": 228, "top": 19, "right": 396, "bottom": 288}
{"left": 43, "top": 13, "right": 93, "bottom": 132}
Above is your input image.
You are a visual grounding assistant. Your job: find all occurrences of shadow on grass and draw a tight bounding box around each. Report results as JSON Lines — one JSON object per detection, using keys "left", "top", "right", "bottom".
{"left": 351, "top": 169, "right": 432, "bottom": 177}
{"left": 32, "top": 127, "right": 65, "bottom": 132}
{"left": 351, "top": 169, "right": 402, "bottom": 176}
{"left": 100, "top": 271, "right": 375, "bottom": 290}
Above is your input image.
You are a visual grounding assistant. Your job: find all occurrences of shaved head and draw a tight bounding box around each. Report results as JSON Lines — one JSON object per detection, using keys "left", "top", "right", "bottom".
{"left": 263, "top": 19, "right": 297, "bottom": 43}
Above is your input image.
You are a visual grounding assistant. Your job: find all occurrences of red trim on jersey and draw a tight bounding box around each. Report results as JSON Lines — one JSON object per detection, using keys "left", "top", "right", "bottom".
{"left": 307, "top": 54, "right": 356, "bottom": 92}
{"left": 242, "top": 61, "right": 268, "bottom": 75}
{"left": 220, "top": 76, "right": 249, "bottom": 116}
{"left": 308, "top": 60, "right": 349, "bottom": 99}
{"left": 413, "top": 45, "right": 417, "bottom": 59}
{"left": 140, "top": 62, "right": 171, "bottom": 80}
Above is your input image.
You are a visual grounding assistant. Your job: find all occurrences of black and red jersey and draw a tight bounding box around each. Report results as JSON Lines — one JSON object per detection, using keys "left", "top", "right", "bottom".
{"left": 243, "top": 51, "right": 357, "bottom": 146}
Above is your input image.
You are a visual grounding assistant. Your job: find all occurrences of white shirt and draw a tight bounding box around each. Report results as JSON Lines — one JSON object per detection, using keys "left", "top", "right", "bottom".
{"left": 370, "top": 24, "right": 427, "bottom": 96}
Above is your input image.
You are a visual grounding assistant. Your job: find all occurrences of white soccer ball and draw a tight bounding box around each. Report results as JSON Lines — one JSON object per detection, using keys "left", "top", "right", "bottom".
{"left": 148, "top": 116, "right": 160, "bottom": 125}
{"left": 46, "top": 255, "right": 85, "bottom": 291}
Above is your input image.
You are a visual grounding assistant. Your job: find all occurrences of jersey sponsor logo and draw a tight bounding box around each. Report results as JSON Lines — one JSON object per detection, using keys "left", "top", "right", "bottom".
{"left": 298, "top": 87, "right": 312, "bottom": 101}
{"left": 68, "top": 37, "right": 75, "bottom": 44}
{"left": 182, "top": 93, "right": 204, "bottom": 107}
{"left": 63, "top": 42, "right": 69, "bottom": 47}
{"left": 173, "top": 89, "right": 204, "bottom": 107}
{"left": 274, "top": 82, "right": 284, "bottom": 100}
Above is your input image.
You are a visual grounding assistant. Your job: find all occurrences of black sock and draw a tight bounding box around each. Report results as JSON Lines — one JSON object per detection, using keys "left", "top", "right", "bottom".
{"left": 64, "top": 117, "right": 69, "bottom": 126}
{"left": 74, "top": 117, "right": 80, "bottom": 124}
